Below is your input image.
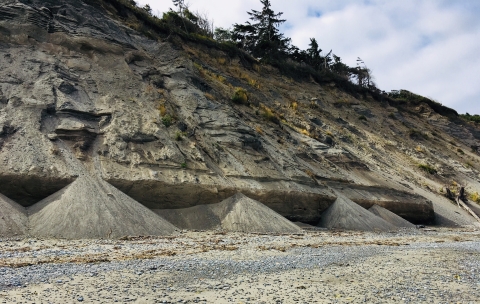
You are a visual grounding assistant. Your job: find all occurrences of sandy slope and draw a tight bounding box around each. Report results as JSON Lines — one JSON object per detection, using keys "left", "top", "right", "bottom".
{"left": 28, "top": 175, "right": 178, "bottom": 239}
{"left": 318, "top": 195, "right": 397, "bottom": 231}
{"left": 156, "top": 193, "right": 302, "bottom": 234}
{"left": 369, "top": 204, "right": 416, "bottom": 228}
{"left": 0, "top": 193, "right": 27, "bottom": 237}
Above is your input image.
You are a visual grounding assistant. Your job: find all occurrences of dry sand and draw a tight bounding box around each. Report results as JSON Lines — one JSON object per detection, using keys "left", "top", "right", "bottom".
{"left": 0, "top": 228, "right": 479, "bottom": 303}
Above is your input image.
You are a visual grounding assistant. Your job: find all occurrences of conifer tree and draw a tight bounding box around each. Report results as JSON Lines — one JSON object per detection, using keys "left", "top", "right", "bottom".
{"left": 306, "top": 38, "right": 322, "bottom": 68}
{"left": 232, "top": 0, "right": 290, "bottom": 60}
{"left": 172, "top": 0, "right": 188, "bottom": 33}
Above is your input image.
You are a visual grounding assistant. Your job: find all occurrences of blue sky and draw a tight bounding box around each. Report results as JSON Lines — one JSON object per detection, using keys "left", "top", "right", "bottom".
{"left": 136, "top": 0, "right": 480, "bottom": 114}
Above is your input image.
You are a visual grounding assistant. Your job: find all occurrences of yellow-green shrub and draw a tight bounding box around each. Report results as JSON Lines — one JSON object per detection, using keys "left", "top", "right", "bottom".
{"left": 232, "top": 88, "right": 248, "bottom": 105}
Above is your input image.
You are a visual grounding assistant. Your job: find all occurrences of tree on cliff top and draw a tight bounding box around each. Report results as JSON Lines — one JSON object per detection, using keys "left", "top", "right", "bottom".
{"left": 232, "top": 0, "right": 290, "bottom": 61}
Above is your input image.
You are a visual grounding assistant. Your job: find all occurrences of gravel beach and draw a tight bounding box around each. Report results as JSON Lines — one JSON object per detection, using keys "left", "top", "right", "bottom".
{"left": 0, "top": 228, "right": 479, "bottom": 303}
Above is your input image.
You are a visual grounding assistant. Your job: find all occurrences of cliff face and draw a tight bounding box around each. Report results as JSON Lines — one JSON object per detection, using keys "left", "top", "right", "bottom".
{"left": 1, "top": 0, "right": 479, "bottom": 227}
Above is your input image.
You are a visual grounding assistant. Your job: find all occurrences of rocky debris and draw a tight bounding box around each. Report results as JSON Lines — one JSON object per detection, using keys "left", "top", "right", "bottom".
{"left": 155, "top": 193, "right": 302, "bottom": 233}
{"left": 368, "top": 204, "right": 416, "bottom": 228}
{"left": 318, "top": 195, "right": 397, "bottom": 231}
{"left": 0, "top": 193, "right": 27, "bottom": 237}
{"left": 28, "top": 175, "right": 178, "bottom": 239}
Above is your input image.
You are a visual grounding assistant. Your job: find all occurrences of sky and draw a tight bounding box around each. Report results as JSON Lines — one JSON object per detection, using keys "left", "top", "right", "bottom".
{"left": 136, "top": 0, "right": 480, "bottom": 114}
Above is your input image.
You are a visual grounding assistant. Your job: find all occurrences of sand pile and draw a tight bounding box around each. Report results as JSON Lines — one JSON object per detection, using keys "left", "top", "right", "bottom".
{"left": 28, "top": 176, "right": 178, "bottom": 239}
{"left": 0, "top": 193, "right": 28, "bottom": 237}
{"left": 369, "top": 205, "right": 416, "bottom": 228}
{"left": 318, "top": 196, "right": 396, "bottom": 231}
{"left": 155, "top": 193, "right": 302, "bottom": 233}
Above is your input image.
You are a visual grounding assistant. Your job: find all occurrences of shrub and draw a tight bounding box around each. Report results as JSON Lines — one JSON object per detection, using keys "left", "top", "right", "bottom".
{"left": 247, "top": 78, "right": 260, "bottom": 89}
{"left": 231, "top": 88, "right": 248, "bottom": 105}
{"left": 418, "top": 164, "right": 437, "bottom": 175}
{"left": 409, "top": 129, "right": 426, "bottom": 139}
{"left": 260, "top": 105, "right": 279, "bottom": 123}
{"left": 216, "top": 75, "right": 227, "bottom": 84}
{"left": 175, "top": 131, "right": 185, "bottom": 141}
{"left": 388, "top": 113, "right": 396, "bottom": 119}
{"left": 290, "top": 101, "right": 298, "bottom": 111}
{"left": 470, "top": 192, "right": 480, "bottom": 203}
{"left": 158, "top": 104, "right": 167, "bottom": 116}
{"left": 461, "top": 113, "right": 480, "bottom": 124}
{"left": 358, "top": 115, "right": 367, "bottom": 121}
{"left": 162, "top": 114, "right": 173, "bottom": 127}
{"left": 181, "top": 162, "right": 187, "bottom": 169}
{"left": 457, "top": 148, "right": 465, "bottom": 155}
{"left": 415, "top": 146, "right": 424, "bottom": 153}
{"left": 300, "top": 129, "right": 310, "bottom": 136}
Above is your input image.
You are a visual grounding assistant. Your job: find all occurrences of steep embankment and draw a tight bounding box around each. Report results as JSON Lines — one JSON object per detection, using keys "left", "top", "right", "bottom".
{"left": 0, "top": 0, "right": 479, "bottom": 237}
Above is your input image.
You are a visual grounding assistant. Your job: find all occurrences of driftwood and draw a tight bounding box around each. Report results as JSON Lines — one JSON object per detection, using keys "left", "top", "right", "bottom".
{"left": 456, "top": 187, "right": 480, "bottom": 223}
{"left": 457, "top": 199, "right": 480, "bottom": 223}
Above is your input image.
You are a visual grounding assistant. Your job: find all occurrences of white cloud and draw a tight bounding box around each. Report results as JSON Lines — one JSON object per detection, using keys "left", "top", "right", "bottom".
{"left": 137, "top": 0, "right": 480, "bottom": 114}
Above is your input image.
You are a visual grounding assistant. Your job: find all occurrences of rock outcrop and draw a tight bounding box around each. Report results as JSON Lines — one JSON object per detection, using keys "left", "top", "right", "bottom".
{"left": 155, "top": 193, "right": 302, "bottom": 233}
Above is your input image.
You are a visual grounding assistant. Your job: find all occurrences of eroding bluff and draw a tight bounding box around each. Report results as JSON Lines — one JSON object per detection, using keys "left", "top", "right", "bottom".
{"left": 0, "top": 0, "right": 443, "bottom": 237}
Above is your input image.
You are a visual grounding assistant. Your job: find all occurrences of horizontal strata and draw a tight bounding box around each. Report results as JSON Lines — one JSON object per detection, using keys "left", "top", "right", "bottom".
{"left": 0, "top": 172, "right": 434, "bottom": 225}
{"left": 107, "top": 178, "right": 435, "bottom": 224}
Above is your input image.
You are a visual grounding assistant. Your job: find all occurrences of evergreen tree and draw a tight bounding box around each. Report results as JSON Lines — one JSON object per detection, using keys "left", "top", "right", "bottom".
{"left": 306, "top": 38, "right": 322, "bottom": 68}
{"left": 331, "top": 54, "right": 350, "bottom": 79}
{"left": 214, "top": 27, "right": 232, "bottom": 43}
{"left": 231, "top": 23, "right": 256, "bottom": 51}
{"left": 143, "top": 4, "right": 152, "bottom": 15}
{"left": 172, "top": 0, "right": 188, "bottom": 33}
{"left": 232, "top": 0, "right": 290, "bottom": 60}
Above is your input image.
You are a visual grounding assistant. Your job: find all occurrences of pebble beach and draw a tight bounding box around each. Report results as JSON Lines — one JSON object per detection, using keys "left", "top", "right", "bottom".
{"left": 1, "top": 228, "right": 479, "bottom": 303}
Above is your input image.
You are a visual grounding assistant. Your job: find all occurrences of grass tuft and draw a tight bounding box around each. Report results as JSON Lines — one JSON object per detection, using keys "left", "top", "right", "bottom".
{"left": 418, "top": 164, "right": 437, "bottom": 175}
